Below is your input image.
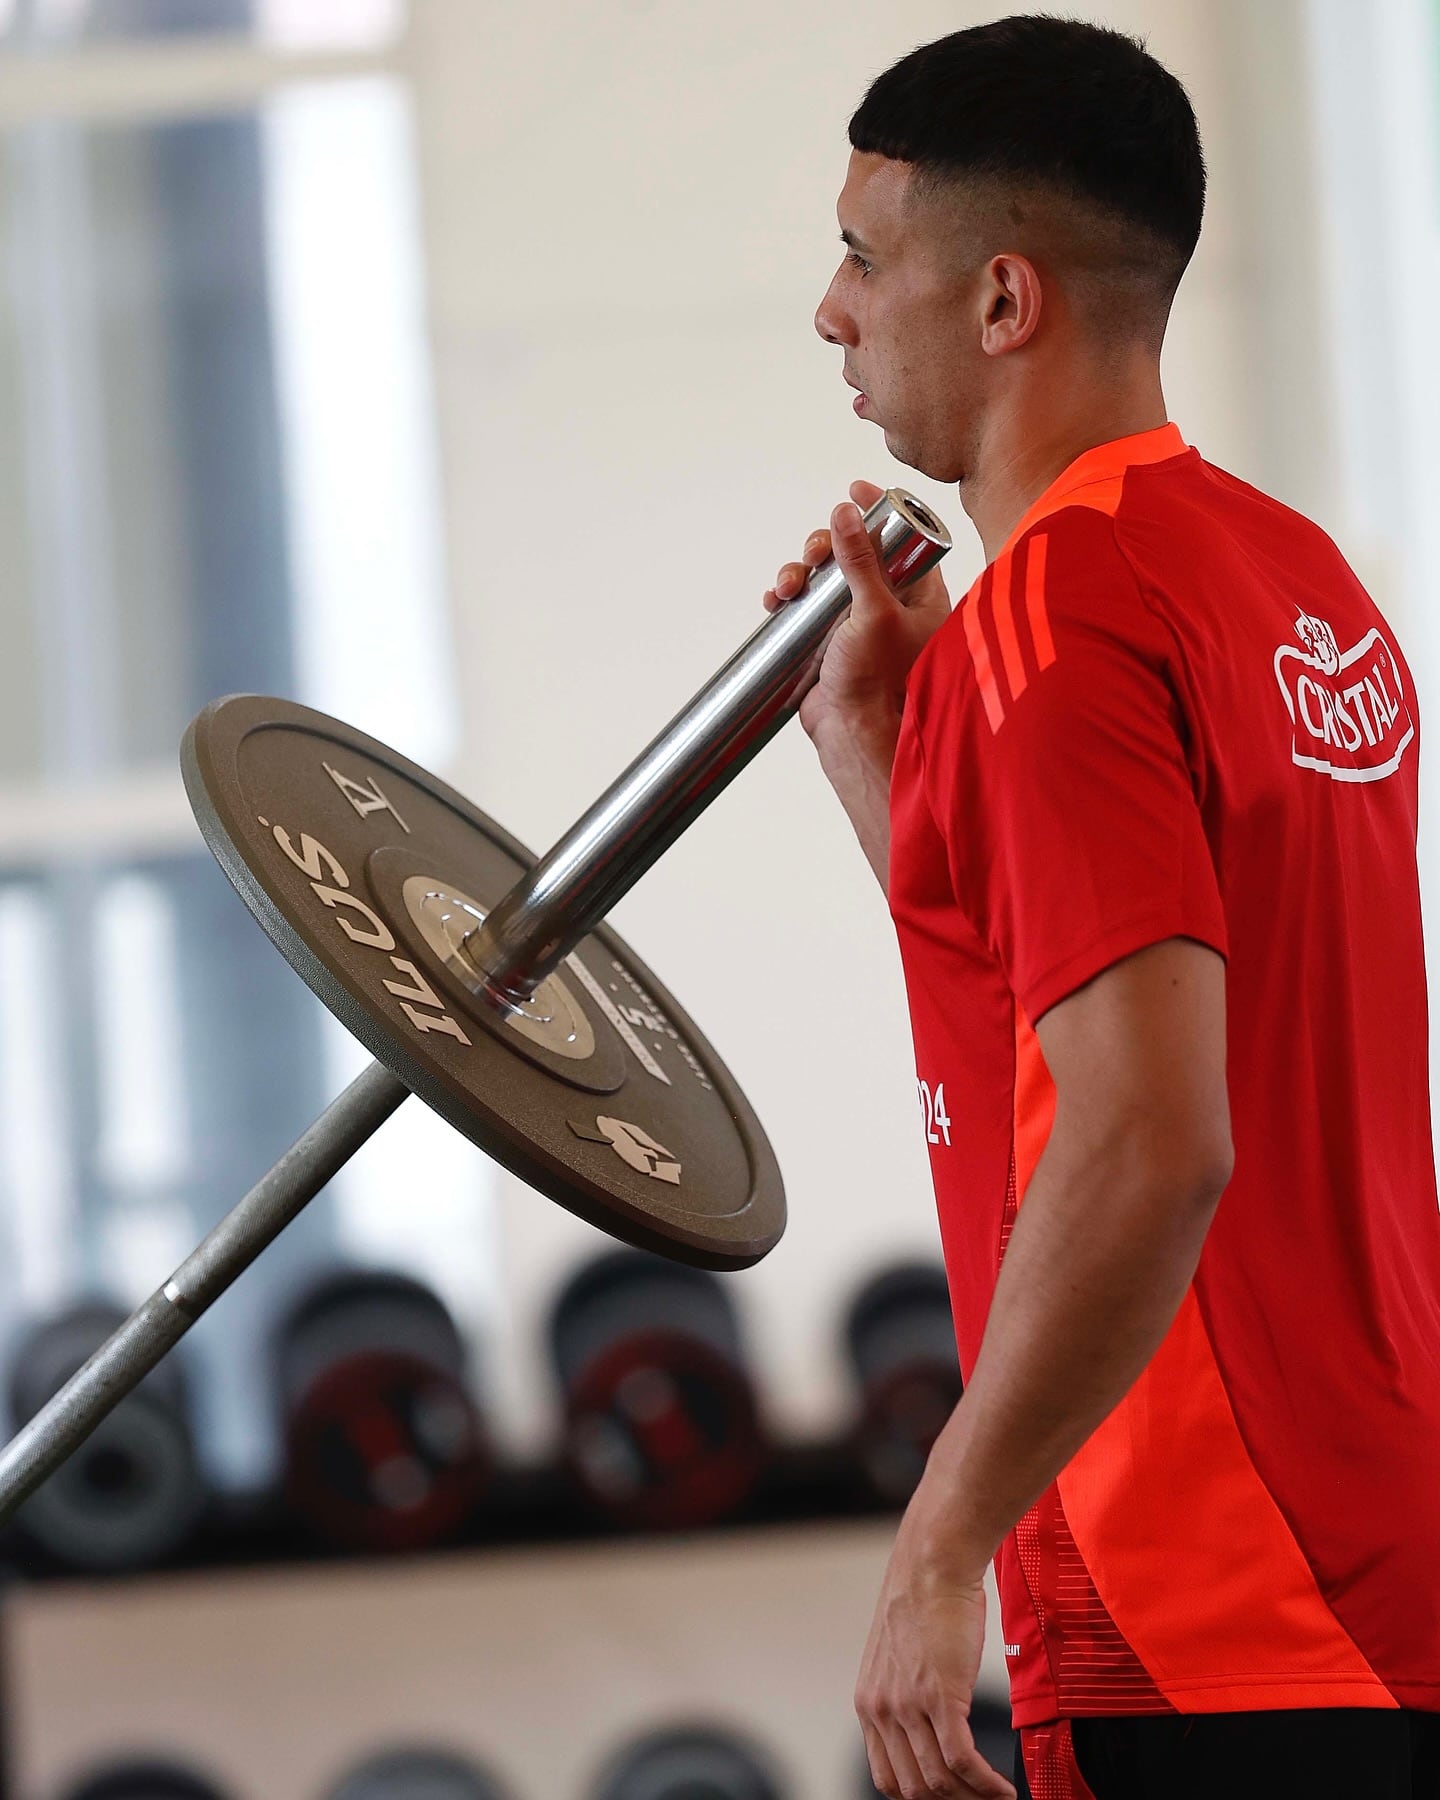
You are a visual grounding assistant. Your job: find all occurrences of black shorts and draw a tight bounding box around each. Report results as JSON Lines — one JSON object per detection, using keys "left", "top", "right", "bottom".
{"left": 1015, "top": 1709, "right": 1440, "bottom": 1800}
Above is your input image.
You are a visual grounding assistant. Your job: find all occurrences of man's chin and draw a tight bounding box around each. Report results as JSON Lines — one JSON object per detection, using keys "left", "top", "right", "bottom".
{"left": 890, "top": 433, "right": 965, "bottom": 486}
{"left": 879, "top": 425, "right": 940, "bottom": 481}
{"left": 878, "top": 422, "right": 910, "bottom": 464}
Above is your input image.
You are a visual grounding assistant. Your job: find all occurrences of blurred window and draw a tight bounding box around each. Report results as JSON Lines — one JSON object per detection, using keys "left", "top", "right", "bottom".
{"left": 0, "top": 851, "right": 335, "bottom": 1485}
{"left": 0, "top": 80, "right": 454, "bottom": 786}
{"left": 0, "top": 33, "right": 492, "bottom": 1498}
{"left": 0, "top": 0, "right": 404, "bottom": 52}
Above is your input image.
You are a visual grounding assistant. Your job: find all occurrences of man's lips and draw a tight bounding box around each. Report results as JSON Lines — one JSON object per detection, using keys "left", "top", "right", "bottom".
{"left": 844, "top": 373, "right": 869, "bottom": 414}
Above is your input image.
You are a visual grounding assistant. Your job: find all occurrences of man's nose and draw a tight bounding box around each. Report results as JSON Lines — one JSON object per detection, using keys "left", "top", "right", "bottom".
{"left": 814, "top": 275, "right": 856, "bottom": 346}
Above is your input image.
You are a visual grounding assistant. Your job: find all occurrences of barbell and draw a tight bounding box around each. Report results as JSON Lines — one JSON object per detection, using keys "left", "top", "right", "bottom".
{"left": 0, "top": 488, "right": 951, "bottom": 1526}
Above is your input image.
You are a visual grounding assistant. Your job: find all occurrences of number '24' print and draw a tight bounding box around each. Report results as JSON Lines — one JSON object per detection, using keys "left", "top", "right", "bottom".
{"left": 917, "top": 1079, "right": 951, "bottom": 1147}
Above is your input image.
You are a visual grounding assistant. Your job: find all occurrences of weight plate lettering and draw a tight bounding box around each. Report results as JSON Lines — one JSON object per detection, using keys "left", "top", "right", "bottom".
{"left": 182, "top": 698, "right": 784, "bottom": 1270}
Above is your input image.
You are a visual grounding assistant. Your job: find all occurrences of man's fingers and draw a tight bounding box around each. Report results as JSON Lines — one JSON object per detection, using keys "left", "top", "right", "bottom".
{"left": 862, "top": 1721, "right": 906, "bottom": 1798}
{"left": 951, "top": 1753, "right": 1017, "bottom": 1800}
{"left": 862, "top": 1710, "right": 1017, "bottom": 1800}
{"left": 767, "top": 527, "right": 836, "bottom": 615}
{"left": 876, "top": 1720, "right": 930, "bottom": 1800}
{"left": 830, "top": 500, "right": 897, "bottom": 619}
{"left": 935, "top": 1709, "right": 1017, "bottom": 1800}
{"left": 831, "top": 499, "right": 874, "bottom": 557}
{"left": 774, "top": 561, "right": 807, "bottom": 598}
{"left": 903, "top": 1714, "right": 970, "bottom": 1796}
{"left": 762, "top": 487, "right": 890, "bottom": 620}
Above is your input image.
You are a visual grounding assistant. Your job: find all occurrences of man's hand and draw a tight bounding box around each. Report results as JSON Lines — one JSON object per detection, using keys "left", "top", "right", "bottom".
{"left": 763, "top": 480, "right": 952, "bottom": 889}
{"left": 763, "top": 479, "right": 951, "bottom": 749}
{"left": 855, "top": 1511, "right": 1016, "bottom": 1800}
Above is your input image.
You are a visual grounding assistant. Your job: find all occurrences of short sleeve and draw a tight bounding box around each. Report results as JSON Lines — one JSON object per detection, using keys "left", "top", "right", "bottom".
{"left": 907, "top": 508, "right": 1228, "bottom": 1023}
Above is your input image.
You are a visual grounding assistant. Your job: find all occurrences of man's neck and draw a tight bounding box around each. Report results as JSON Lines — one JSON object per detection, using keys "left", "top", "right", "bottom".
{"left": 960, "top": 370, "right": 1169, "bottom": 563}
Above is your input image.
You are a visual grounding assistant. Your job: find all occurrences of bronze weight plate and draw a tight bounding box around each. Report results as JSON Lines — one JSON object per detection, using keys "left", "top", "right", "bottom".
{"left": 182, "top": 697, "right": 785, "bottom": 1270}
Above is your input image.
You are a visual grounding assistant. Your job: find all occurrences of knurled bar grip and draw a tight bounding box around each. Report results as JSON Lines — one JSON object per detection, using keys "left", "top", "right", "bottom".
{"left": 0, "top": 1061, "right": 407, "bottom": 1524}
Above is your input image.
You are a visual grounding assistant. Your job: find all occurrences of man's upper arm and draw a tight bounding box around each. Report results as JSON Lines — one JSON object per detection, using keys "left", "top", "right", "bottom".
{"left": 1035, "top": 936, "right": 1233, "bottom": 1200}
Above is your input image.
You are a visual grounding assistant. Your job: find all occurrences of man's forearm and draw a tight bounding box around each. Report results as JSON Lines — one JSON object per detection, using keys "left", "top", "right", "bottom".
{"left": 904, "top": 1121, "right": 1225, "bottom": 1577}
{"left": 813, "top": 713, "right": 900, "bottom": 892}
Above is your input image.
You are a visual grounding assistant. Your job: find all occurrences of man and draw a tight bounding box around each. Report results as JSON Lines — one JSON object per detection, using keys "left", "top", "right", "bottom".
{"left": 765, "top": 16, "right": 1440, "bottom": 1800}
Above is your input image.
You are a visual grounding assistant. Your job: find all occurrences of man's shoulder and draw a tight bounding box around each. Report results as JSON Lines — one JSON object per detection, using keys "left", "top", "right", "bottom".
{"left": 927, "top": 503, "right": 1145, "bottom": 672}
{"left": 906, "top": 506, "right": 1166, "bottom": 748}
{"left": 1110, "top": 450, "right": 1348, "bottom": 594}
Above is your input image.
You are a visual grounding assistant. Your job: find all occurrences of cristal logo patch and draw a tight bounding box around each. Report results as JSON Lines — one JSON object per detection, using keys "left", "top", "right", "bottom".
{"left": 1273, "top": 610, "right": 1414, "bottom": 783}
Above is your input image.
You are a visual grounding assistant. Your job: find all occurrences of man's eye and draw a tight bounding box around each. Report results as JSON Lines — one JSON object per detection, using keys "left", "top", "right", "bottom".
{"left": 846, "top": 251, "right": 872, "bottom": 278}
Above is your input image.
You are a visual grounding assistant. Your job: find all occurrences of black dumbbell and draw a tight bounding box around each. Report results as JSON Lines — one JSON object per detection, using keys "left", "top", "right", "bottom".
{"left": 275, "top": 1269, "right": 491, "bottom": 1551}
{"left": 58, "top": 1759, "right": 233, "bottom": 1800}
{"left": 550, "top": 1251, "right": 767, "bottom": 1529}
{"left": 324, "top": 1746, "right": 512, "bottom": 1800}
{"left": 6, "top": 1301, "right": 206, "bottom": 1572}
{"left": 844, "top": 1263, "right": 962, "bottom": 1506}
{"left": 592, "top": 1724, "right": 787, "bottom": 1800}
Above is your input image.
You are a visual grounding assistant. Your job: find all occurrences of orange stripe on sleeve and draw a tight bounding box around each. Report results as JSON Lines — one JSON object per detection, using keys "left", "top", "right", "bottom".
{"left": 1025, "top": 533, "right": 1056, "bottom": 671}
{"left": 990, "top": 550, "right": 1028, "bottom": 703}
{"left": 962, "top": 582, "right": 1007, "bottom": 733}
{"left": 1012, "top": 1005, "right": 1056, "bottom": 1202}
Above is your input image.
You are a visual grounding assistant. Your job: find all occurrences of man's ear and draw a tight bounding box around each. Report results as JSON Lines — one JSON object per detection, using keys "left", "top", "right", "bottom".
{"left": 980, "top": 253, "right": 1044, "bottom": 357}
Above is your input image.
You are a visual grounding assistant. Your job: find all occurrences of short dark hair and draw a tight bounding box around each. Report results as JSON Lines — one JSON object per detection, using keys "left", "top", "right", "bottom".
{"left": 849, "top": 15, "right": 1206, "bottom": 287}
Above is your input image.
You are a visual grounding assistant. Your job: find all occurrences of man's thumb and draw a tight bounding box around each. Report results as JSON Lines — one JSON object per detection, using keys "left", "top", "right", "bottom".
{"left": 831, "top": 500, "right": 892, "bottom": 616}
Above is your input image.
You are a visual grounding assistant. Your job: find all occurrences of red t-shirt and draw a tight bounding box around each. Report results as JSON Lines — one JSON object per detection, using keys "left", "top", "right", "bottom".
{"left": 888, "top": 423, "right": 1440, "bottom": 1725}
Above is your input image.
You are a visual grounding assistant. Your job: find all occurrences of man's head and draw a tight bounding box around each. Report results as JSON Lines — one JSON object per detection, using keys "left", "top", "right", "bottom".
{"left": 815, "top": 16, "right": 1205, "bottom": 483}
